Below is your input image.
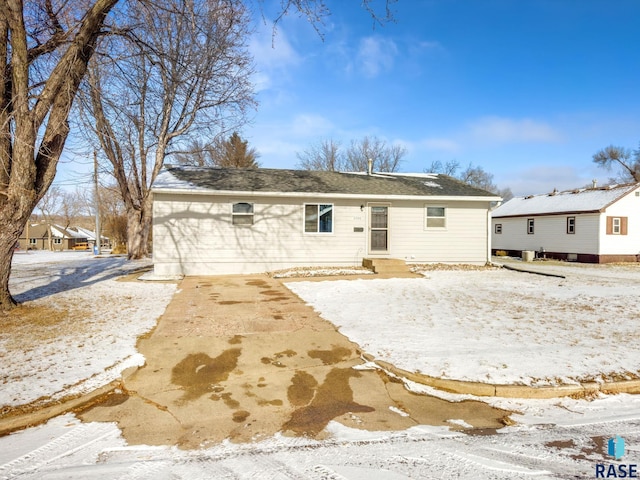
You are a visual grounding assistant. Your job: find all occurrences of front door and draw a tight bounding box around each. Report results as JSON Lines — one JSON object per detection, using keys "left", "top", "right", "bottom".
{"left": 369, "top": 205, "right": 389, "bottom": 253}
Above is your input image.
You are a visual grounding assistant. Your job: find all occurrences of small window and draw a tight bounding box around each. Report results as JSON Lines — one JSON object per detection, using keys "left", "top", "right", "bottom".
{"left": 567, "top": 217, "right": 575, "bottom": 234}
{"left": 527, "top": 218, "right": 535, "bottom": 234}
{"left": 53, "top": 238, "right": 62, "bottom": 244}
{"left": 29, "top": 238, "right": 37, "bottom": 245}
{"left": 232, "top": 202, "right": 254, "bottom": 225}
{"left": 606, "top": 216, "right": 627, "bottom": 235}
{"left": 304, "top": 204, "right": 333, "bottom": 233}
{"left": 495, "top": 224, "right": 502, "bottom": 234}
{"left": 426, "top": 206, "right": 446, "bottom": 228}
{"left": 613, "top": 217, "right": 621, "bottom": 234}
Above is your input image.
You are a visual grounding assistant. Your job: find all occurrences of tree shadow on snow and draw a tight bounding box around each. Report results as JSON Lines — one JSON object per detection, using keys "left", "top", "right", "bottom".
{"left": 12, "top": 256, "right": 136, "bottom": 303}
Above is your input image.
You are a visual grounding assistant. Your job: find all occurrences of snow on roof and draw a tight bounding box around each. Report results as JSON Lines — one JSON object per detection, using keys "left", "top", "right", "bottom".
{"left": 49, "top": 225, "right": 88, "bottom": 239}
{"left": 492, "top": 183, "right": 639, "bottom": 217}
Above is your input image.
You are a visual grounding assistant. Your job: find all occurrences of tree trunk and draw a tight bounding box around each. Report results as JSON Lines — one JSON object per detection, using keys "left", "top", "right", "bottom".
{"left": 126, "top": 197, "right": 152, "bottom": 260}
{"left": 0, "top": 211, "right": 31, "bottom": 310}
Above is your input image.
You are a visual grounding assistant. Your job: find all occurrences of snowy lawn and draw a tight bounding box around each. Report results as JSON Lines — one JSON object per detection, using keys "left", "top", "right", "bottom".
{"left": 1, "top": 255, "right": 640, "bottom": 478}
{"left": 1, "top": 251, "right": 176, "bottom": 409}
{"left": 286, "top": 266, "right": 640, "bottom": 386}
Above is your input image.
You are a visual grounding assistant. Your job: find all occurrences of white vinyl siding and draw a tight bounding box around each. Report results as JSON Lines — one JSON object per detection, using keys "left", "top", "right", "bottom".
{"left": 492, "top": 214, "right": 600, "bottom": 255}
{"left": 599, "top": 189, "right": 639, "bottom": 254}
{"left": 393, "top": 202, "right": 489, "bottom": 264}
{"left": 153, "top": 194, "right": 493, "bottom": 275}
{"left": 491, "top": 185, "right": 640, "bottom": 258}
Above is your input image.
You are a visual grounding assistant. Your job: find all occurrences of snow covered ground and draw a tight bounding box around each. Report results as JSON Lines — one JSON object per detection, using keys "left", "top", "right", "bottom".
{"left": 2, "top": 251, "right": 177, "bottom": 408}
{"left": 287, "top": 266, "right": 640, "bottom": 386}
{"left": 1, "top": 253, "right": 639, "bottom": 479}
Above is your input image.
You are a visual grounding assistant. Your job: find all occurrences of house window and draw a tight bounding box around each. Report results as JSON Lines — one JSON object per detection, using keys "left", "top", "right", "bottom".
{"left": 527, "top": 218, "right": 535, "bottom": 234}
{"left": 53, "top": 238, "right": 62, "bottom": 245}
{"left": 495, "top": 224, "right": 502, "bottom": 234}
{"left": 304, "top": 204, "right": 333, "bottom": 233}
{"left": 567, "top": 217, "right": 575, "bottom": 234}
{"left": 426, "top": 206, "right": 446, "bottom": 228}
{"left": 606, "top": 216, "right": 628, "bottom": 235}
{"left": 29, "top": 238, "right": 37, "bottom": 245}
{"left": 232, "top": 202, "right": 254, "bottom": 225}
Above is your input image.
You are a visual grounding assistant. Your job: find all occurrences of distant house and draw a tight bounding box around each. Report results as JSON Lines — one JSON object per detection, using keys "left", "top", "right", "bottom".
{"left": 491, "top": 183, "right": 640, "bottom": 263}
{"left": 18, "top": 223, "right": 89, "bottom": 251}
{"left": 74, "top": 226, "right": 110, "bottom": 248}
{"left": 151, "top": 166, "right": 501, "bottom": 276}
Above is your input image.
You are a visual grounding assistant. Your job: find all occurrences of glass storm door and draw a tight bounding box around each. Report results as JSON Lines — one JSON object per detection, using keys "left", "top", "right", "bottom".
{"left": 369, "top": 205, "right": 389, "bottom": 253}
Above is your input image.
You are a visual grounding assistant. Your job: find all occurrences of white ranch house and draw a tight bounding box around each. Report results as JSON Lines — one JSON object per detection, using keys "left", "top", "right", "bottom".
{"left": 491, "top": 182, "right": 640, "bottom": 263}
{"left": 151, "top": 166, "right": 501, "bottom": 276}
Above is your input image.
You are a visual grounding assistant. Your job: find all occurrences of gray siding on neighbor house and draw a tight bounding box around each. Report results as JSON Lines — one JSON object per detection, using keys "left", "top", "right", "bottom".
{"left": 153, "top": 192, "right": 493, "bottom": 275}
{"left": 492, "top": 185, "right": 640, "bottom": 259}
{"left": 492, "top": 214, "right": 600, "bottom": 255}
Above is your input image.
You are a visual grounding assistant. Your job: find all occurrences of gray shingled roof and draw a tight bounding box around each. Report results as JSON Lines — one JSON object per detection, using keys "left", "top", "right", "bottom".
{"left": 154, "top": 166, "right": 499, "bottom": 198}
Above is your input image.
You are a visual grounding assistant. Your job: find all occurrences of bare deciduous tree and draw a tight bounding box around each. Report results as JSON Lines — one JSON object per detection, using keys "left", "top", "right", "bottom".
{"left": 592, "top": 144, "right": 640, "bottom": 183}
{"left": 0, "top": 0, "right": 118, "bottom": 309}
{"left": 296, "top": 138, "right": 343, "bottom": 171}
{"left": 36, "top": 186, "right": 62, "bottom": 250}
{"left": 426, "top": 160, "right": 460, "bottom": 176}
{"left": 174, "top": 138, "right": 218, "bottom": 167}
{"left": 345, "top": 136, "right": 405, "bottom": 172}
{"left": 297, "top": 136, "right": 405, "bottom": 172}
{"left": 0, "top": 0, "right": 399, "bottom": 309}
{"left": 427, "top": 161, "right": 513, "bottom": 200}
{"left": 80, "top": 0, "right": 255, "bottom": 259}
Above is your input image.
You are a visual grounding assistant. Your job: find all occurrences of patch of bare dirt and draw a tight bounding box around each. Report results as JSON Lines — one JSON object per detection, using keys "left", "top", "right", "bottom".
{"left": 0, "top": 304, "right": 91, "bottom": 349}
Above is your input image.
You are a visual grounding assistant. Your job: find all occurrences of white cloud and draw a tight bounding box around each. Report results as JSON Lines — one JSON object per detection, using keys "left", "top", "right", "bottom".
{"left": 249, "top": 26, "right": 301, "bottom": 91}
{"left": 468, "top": 116, "right": 562, "bottom": 144}
{"left": 356, "top": 36, "right": 398, "bottom": 77}
{"left": 421, "top": 137, "right": 461, "bottom": 153}
{"left": 501, "top": 165, "right": 593, "bottom": 197}
{"left": 290, "top": 114, "right": 335, "bottom": 137}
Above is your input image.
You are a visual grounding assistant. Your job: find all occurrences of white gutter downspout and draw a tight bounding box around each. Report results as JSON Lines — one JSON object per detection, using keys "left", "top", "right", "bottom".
{"left": 487, "top": 200, "right": 503, "bottom": 264}
{"left": 486, "top": 205, "right": 492, "bottom": 264}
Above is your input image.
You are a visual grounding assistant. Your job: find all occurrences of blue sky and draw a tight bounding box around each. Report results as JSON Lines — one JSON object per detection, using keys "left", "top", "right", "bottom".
{"left": 245, "top": 0, "right": 640, "bottom": 196}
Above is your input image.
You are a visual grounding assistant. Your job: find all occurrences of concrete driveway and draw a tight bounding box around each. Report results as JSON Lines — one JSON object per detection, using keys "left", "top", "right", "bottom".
{"left": 79, "top": 274, "right": 511, "bottom": 448}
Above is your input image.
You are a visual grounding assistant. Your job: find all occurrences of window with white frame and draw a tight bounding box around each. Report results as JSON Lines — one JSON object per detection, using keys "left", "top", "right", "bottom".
{"left": 29, "top": 238, "right": 37, "bottom": 245}
{"left": 426, "top": 206, "right": 446, "bottom": 228}
{"left": 612, "top": 217, "right": 621, "bottom": 234}
{"left": 304, "top": 204, "right": 333, "bottom": 233}
{"left": 232, "top": 202, "right": 254, "bottom": 225}
{"left": 495, "top": 223, "right": 502, "bottom": 234}
{"left": 527, "top": 218, "right": 535, "bottom": 234}
{"left": 567, "top": 217, "right": 575, "bottom": 234}
{"left": 53, "top": 238, "right": 62, "bottom": 244}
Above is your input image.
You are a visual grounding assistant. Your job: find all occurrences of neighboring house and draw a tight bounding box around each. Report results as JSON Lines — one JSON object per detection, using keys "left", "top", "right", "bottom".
{"left": 491, "top": 182, "right": 640, "bottom": 263}
{"left": 151, "top": 166, "right": 501, "bottom": 276}
{"left": 74, "top": 226, "right": 110, "bottom": 248}
{"left": 18, "top": 223, "right": 89, "bottom": 251}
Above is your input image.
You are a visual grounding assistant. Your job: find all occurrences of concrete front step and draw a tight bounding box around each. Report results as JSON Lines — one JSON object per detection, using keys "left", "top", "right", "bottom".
{"left": 363, "top": 258, "right": 412, "bottom": 274}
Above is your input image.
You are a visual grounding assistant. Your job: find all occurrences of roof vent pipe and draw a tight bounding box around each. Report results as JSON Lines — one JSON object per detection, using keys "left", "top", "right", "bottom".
{"left": 367, "top": 158, "right": 373, "bottom": 175}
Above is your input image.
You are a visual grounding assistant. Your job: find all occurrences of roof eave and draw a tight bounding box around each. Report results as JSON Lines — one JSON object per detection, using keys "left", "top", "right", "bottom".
{"left": 492, "top": 209, "right": 602, "bottom": 219}
{"left": 151, "top": 187, "right": 500, "bottom": 202}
